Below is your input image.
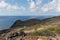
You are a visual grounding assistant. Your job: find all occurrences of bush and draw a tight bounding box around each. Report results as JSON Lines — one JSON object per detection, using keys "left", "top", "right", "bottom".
{"left": 47, "top": 27, "right": 55, "bottom": 31}
{"left": 33, "top": 29, "right": 54, "bottom": 36}
{"left": 55, "top": 28, "right": 60, "bottom": 34}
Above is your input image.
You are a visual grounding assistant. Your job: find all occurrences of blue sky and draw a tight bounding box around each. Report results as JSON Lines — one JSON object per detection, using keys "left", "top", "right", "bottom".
{"left": 0, "top": 0, "right": 60, "bottom": 16}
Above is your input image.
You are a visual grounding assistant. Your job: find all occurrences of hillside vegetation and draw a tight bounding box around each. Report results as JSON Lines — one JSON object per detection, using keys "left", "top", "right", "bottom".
{"left": 0, "top": 16, "right": 60, "bottom": 40}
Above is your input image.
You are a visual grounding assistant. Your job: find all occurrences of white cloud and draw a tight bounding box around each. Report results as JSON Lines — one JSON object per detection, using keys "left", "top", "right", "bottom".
{"left": 30, "top": 1, "right": 35, "bottom": 9}
{"left": 41, "top": 0, "right": 56, "bottom": 12}
{"left": 28, "top": 0, "right": 60, "bottom": 13}
{"left": 1, "top": 0, "right": 60, "bottom": 15}
{"left": 28, "top": 0, "right": 42, "bottom": 12}
{"left": 19, "top": 6, "right": 25, "bottom": 11}
{"left": 56, "top": 0, "right": 60, "bottom": 12}
{"left": 6, "top": 5, "right": 19, "bottom": 11}
{"left": 29, "top": 0, "right": 36, "bottom": 12}
{"left": 36, "top": 0, "right": 41, "bottom": 6}
{"left": 0, "top": 1, "right": 25, "bottom": 11}
{"left": 0, "top": 1, "right": 7, "bottom": 8}
{"left": 41, "top": 0, "right": 60, "bottom": 13}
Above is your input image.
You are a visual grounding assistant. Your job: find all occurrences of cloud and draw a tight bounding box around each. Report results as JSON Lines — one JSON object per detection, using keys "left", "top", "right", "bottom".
{"left": 36, "top": 0, "right": 41, "bottom": 6}
{"left": 27, "top": 0, "right": 60, "bottom": 13}
{"left": 0, "top": 1, "right": 25, "bottom": 11}
{"left": 28, "top": 0, "right": 36, "bottom": 12}
{"left": 41, "top": 0, "right": 56, "bottom": 12}
{"left": 28, "top": 0, "right": 42, "bottom": 12}
{"left": 6, "top": 5, "right": 25, "bottom": 11}
{"left": 1, "top": 0, "right": 60, "bottom": 16}
{"left": 56, "top": 0, "right": 60, "bottom": 12}
{"left": 0, "top": 1, "right": 7, "bottom": 8}
{"left": 41, "top": 0, "right": 60, "bottom": 13}
{"left": 30, "top": 0, "right": 35, "bottom": 9}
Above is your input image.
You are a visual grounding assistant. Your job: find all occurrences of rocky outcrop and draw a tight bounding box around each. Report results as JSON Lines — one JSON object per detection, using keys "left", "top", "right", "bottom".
{"left": 8, "top": 31, "right": 26, "bottom": 40}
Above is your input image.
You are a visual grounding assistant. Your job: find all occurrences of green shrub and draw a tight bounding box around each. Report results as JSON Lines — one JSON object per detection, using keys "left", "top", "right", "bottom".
{"left": 32, "top": 28, "right": 56, "bottom": 37}
{"left": 55, "top": 28, "right": 60, "bottom": 34}
{"left": 47, "top": 27, "right": 55, "bottom": 31}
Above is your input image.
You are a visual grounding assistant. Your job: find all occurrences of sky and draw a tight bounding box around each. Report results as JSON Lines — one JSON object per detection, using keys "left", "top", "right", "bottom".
{"left": 0, "top": 0, "right": 60, "bottom": 16}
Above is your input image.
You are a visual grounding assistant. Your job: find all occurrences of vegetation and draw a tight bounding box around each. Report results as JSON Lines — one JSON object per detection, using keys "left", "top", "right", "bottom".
{"left": 33, "top": 29, "right": 53, "bottom": 36}
{"left": 1, "top": 16, "right": 60, "bottom": 40}
{"left": 47, "top": 27, "right": 60, "bottom": 34}
{"left": 47, "top": 27, "right": 55, "bottom": 31}
{"left": 32, "top": 27, "right": 60, "bottom": 37}
{"left": 55, "top": 28, "right": 60, "bottom": 34}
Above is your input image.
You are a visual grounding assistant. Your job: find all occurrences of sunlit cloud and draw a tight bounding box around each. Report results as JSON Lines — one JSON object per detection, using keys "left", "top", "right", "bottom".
{"left": 0, "top": 1, "right": 25, "bottom": 11}
{"left": 0, "top": 0, "right": 60, "bottom": 16}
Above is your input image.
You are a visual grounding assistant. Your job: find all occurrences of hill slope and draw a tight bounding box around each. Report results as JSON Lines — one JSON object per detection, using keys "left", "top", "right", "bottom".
{"left": 11, "top": 16, "right": 60, "bottom": 29}
{"left": 11, "top": 19, "right": 41, "bottom": 29}
{"left": 0, "top": 16, "right": 60, "bottom": 40}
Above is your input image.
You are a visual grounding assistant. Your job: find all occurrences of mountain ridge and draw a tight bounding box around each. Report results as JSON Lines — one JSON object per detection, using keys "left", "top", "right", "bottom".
{"left": 11, "top": 18, "right": 41, "bottom": 29}
{"left": 11, "top": 16, "right": 60, "bottom": 29}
